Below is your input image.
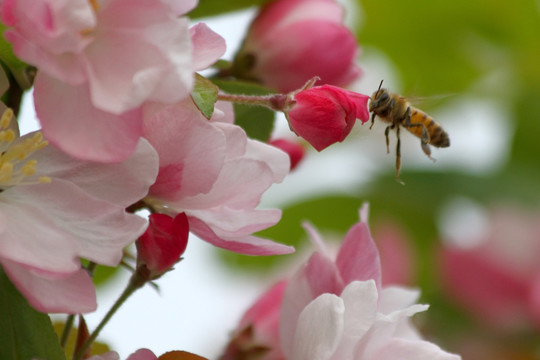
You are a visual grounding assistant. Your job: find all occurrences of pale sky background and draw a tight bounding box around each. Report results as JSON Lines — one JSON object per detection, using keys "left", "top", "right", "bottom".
{"left": 18, "top": 3, "right": 511, "bottom": 359}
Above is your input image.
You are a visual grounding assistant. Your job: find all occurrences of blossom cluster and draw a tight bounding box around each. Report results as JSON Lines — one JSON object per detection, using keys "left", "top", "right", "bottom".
{"left": 0, "top": 0, "right": 462, "bottom": 359}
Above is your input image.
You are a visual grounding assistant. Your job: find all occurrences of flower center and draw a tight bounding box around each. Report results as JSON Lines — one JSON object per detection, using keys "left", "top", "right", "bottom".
{"left": 0, "top": 109, "right": 51, "bottom": 188}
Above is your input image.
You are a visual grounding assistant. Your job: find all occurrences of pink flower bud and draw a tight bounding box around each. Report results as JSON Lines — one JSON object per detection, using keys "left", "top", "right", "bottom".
{"left": 269, "top": 138, "right": 306, "bottom": 170}
{"left": 286, "top": 85, "right": 369, "bottom": 151}
{"left": 235, "top": 0, "right": 362, "bottom": 92}
{"left": 136, "top": 213, "right": 189, "bottom": 277}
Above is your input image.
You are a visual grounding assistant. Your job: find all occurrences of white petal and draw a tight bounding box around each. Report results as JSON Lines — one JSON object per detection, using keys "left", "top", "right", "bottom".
{"left": 373, "top": 338, "right": 461, "bottom": 360}
{"left": 291, "top": 294, "right": 345, "bottom": 360}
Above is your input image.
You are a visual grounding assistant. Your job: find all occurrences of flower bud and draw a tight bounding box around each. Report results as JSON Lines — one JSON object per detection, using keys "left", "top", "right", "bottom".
{"left": 233, "top": 0, "right": 361, "bottom": 92}
{"left": 285, "top": 85, "right": 369, "bottom": 151}
{"left": 269, "top": 138, "right": 306, "bottom": 170}
{"left": 136, "top": 213, "right": 189, "bottom": 278}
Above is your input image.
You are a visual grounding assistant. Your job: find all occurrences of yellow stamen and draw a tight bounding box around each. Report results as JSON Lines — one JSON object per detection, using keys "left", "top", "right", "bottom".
{"left": 0, "top": 162, "right": 14, "bottom": 182}
{"left": 0, "top": 108, "right": 13, "bottom": 129}
{"left": 39, "top": 176, "right": 52, "bottom": 184}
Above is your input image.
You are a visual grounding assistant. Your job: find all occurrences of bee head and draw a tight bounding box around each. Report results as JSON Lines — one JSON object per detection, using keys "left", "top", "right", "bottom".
{"left": 369, "top": 80, "right": 390, "bottom": 112}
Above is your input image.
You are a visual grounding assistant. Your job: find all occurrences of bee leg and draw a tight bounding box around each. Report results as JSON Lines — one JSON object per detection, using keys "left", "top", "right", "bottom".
{"left": 404, "top": 112, "right": 435, "bottom": 162}
{"left": 395, "top": 126, "right": 404, "bottom": 185}
{"left": 370, "top": 112, "right": 376, "bottom": 130}
{"left": 384, "top": 125, "right": 392, "bottom": 153}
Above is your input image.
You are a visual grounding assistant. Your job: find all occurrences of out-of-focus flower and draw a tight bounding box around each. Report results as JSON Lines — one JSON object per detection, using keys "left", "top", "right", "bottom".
{"left": 2, "top": 0, "right": 225, "bottom": 162}
{"left": 233, "top": 0, "right": 361, "bottom": 92}
{"left": 269, "top": 138, "right": 306, "bottom": 170}
{"left": 223, "top": 206, "right": 461, "bottom": 360}
{"left": 0, "top": 109, "right": 159, "bottom": 313}
{"left": 374, "top": 222, "right": 416, "bottom": 286}
{"left": 440, "top": 206, "right": 540, "bottom": 331}
{"left": 136, "top": 213, "right": 189, "bottom": 279}
{"left": 143, "top": 100, "right": 293, "bottom": 256}
{"left": 285, "top": 85, "right": 369, "bottom": 151}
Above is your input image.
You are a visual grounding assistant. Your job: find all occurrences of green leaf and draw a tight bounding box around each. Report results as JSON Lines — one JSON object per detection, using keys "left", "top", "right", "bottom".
{"left": 192, "top": 74, "right": 219, "bottom": 119}
{"left": 0, "top": 266, "right": 66, "bottom": 360}
{"left": 212, "top": 79, "right": 276, "bottom": 141}
{"left": 189, "top": 0, "right": 271, "bottom": 18}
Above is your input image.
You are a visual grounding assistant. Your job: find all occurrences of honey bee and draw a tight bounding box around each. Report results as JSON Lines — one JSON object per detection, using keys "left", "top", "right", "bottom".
{"left": 368, "top": 80, "right": 450, "bottom": 182}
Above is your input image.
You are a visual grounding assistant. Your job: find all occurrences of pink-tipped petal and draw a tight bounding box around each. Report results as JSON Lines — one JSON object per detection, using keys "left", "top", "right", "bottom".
{"left": 336, "top": 222, "right": 382, "bottom": 291}
{"left": 188, "top": 216, "right": 294, "bottom": 255}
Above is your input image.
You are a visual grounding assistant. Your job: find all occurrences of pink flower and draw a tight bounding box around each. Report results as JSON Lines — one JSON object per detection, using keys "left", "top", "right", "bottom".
{"left": 235, "top": 0, "right": 361, "bottom": 92}
{"left": 0, "top": 110, "right": 159, "bottom": 313}
{"left": 224, "top": 206, "right": 460, "bottom": 359}
{"left": 136, "top": 213, "right": 189, "bottom": 278}
{"left": 142, "top": 99, "right": 294, "bottom": 256}
{"left": 440, "top": 206, "right": 540, "bottom": 331}
{"left": 374, "top": 222, "right": 416, "bottom": 286}
{"left": 2, "top": 0, "right": 225, "bottom": 162}
{"left": 286, "top": 85, "right": 369, "bottom": 151}
{"left": 269, "top": 138, "right": 306, "bottom": 170}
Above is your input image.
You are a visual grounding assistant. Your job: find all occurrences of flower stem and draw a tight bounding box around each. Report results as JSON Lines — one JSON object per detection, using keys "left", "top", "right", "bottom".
{"left": 60, "top": 315, "right": 74, "bottom": 347}
{"left": 72, "top": 268, "right": 148, "bottom": 360}
{"left": 216, "top": 92, "right": 289, "bottom": 112}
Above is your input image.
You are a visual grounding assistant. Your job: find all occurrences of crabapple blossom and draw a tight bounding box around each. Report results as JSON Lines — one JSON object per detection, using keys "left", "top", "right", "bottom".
{"left": 0, "top": 109, "right": 159, "bottom": 313}
{"left": 440, "top": 206, "right": 540, "bottom": 330}
{"left": 234, "top": 0, "right": 361, "bottom": 92}
{"left": 285, "top": 85, "right": 370, "bottom": 151}
{"left": 2, "top": 0, "right": 225, "bottom": 162}
{"left": 142, "top": 99, "right": 294, "bottom": 256}
{"left": 223, "top": 206, "right": 461, "bottom": 360}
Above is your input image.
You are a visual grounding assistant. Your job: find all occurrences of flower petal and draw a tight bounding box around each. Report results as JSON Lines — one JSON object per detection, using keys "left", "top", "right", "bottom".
{"left": 34, "top": 74, "right": 143, "bottom": 163}
{"left": 373, "top": 338, "right": 461, "bottom": 360}
{"left": 336, "top": 222, "right": 382, "bottom": 291}
{"left": 1, "top": 258, "right": 96, "bottom": 313}
{"left": 291, "top": 293, "right": 345, "bottom": 360}
{"left": 188, "top": 216, "right": 294, "bottom": 255}
{"left": 0, "top": 180, "right": 147, "bottom": 272}
{"left": 190, "top": 22, "right": 226, "bottom": 71}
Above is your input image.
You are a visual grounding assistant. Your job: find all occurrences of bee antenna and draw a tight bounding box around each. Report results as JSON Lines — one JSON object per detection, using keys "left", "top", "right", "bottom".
{"left": 376, "top": 80, "right": 384, "bottom": 95}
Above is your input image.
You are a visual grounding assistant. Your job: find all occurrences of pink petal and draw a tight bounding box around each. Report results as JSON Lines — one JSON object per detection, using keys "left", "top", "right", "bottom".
{"left": 335, "top": 222, "right": 382, "bottom": 291}
{"left": 305, "top": 252, "right": 345, "bottom": 297}
{"left": 190, "top": 22, "right": 226, "bottom": 71}
{"left": 188, "top": 216, "right": 294, "bottom": 255}
{"left": 1, "top": 258, "right": 96, "bottom": 313}
{"left": 143, "top": 100, "right": 226, "bottom": 200}
{"left": 290, "top": 293, "right": 344, "bottom": 360}
{"left": 87, "top": 0, "right": 193, "bottom": 112}
{"left": 239, "top": 281, "right": 287, "bottom": 348}
{"left": 0, "top": 180, "right": 147, "bottom": 272}
{"left": 126, "top": 349, "right": 158, "bottom": 360}
{"left": 34, "top": 73, "right": 143, "bottom": 163}
{"left": 35, "top": 137, "right": 159, "bottom": 206}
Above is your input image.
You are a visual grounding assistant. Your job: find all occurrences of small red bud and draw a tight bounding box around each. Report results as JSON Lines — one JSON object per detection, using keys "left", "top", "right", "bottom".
{"left": 285, "top": 85, "right": 369, "bottom": 151}
{"left": 136, "top": 213, "right": 189, "bottom": 277}
{"left": 269, "top": 138, "right": 306, "bottom": 170}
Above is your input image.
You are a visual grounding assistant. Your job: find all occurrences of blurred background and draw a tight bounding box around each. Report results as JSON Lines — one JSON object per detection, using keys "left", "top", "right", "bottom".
{"left": 22, "top": 0, "right": 539, "bottom": 358}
